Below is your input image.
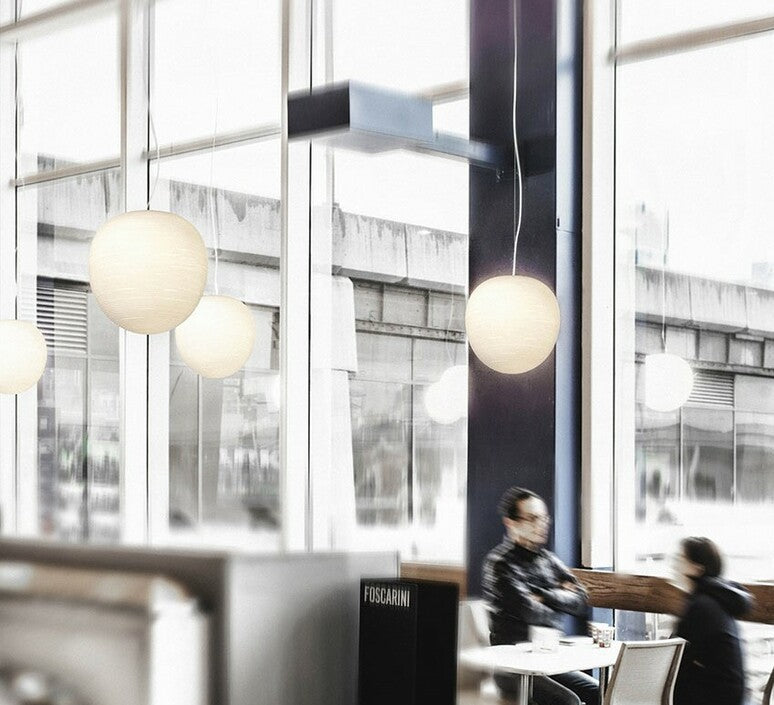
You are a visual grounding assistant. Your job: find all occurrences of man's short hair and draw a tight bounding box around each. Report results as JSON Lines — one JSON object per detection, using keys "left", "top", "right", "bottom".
{"left": 498, "top": 486, "right": 543, "bottom": 521}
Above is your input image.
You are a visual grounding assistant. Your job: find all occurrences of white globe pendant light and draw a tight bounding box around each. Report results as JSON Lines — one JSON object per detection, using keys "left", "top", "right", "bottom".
{"left": 424, "top": 381, "right": 460, "bottom": 425}
{"left": 644, "top": 352, "right": 694, "bottom": 412}
{"left": 89, "top": 210, "right": 208, "bottom": 334}
{"left": 440, "top": 364, "right": 468, "bottom": 420}
{"left": 174, "top": 295, "right": 256, "bottom": 379}
{"left": 0, "top": 320, "right": 48, "bottom": 394}
{"left": 466, "top": 276, "right": 560, "bottom": 374}
{"left": 424, "top": 364, "right": 468, "bottom": 424}
{"left": 463, "top": 1, "right": 561, "bottom": 375}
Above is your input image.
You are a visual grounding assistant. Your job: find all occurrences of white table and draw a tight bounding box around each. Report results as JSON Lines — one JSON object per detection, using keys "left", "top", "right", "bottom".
{"left": 460, "top": 641, "right": 621, "bottom": 705}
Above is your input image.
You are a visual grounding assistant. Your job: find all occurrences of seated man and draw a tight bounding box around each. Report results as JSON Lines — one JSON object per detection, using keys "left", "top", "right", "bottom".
{"left": 482, "top": 486, "right": 599, "bottom": 705}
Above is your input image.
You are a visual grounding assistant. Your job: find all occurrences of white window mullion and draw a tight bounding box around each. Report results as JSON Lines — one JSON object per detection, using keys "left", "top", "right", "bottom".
{"left": 280, "top": 0, "right": 312, "bottom": 551}
{"left": 0, "top": 14, "right": 17, "bottom": 534}
{"left": 118, "top": 0, "right": 149, "bottom": 544}
{"left": 13, "top": 159, "right": 40, "bottom": 537}
{"left": 147, "top": 333, "right": 170, "bottom": 543}
{"left": 144, "top": 0, "right": 169, "bottom": 546}
{"left": 307, "top": 0, "right": 337, "bottom": 552}
{"left": 581, "top": 0, "right": 617, "bottom": 569}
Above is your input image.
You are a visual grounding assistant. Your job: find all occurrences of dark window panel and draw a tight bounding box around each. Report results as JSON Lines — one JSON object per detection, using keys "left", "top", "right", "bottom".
{"left": 682, "top": 407, "right": 734, "bottom": 503}
{"left": 665, "top": 327, "right": 697, "bottom": 360}
{"left": 729, "top": 339, "right": 764, "bottom": 367}
{"left": 382, "top": 286, "right": 426, "bottom": 328}
{"left": 698, "top": 330, "right": 727, "bottom": 363}
{"left": 635, "top": 323, "right": 664, "bottom": 356}
{"left": 427, "top": 291, "right": 465, "bottom": 332}
{"left": 353, "top": 281, "right": 383, "bottom": 322}
{"left": 764, "top": 340, "right": 774, "bottom": 370}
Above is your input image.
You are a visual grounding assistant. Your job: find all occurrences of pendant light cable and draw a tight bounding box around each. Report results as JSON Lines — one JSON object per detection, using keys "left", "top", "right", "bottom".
{"left": 210, "top": 104, "right": 220, "bottom": 296}
{"left": 146, "top": 112, "right": 160, "bottom": 209}
{"left": 511, "top": 0, "right": 523, "bottom": 277}
{"left": 146, "top": 2, "right": 160, "bottom": 210}
{"left": 661, "top": 210, "right": 668, "bottom": 352}
{"left": 209, "top": 0, "right": 220, "bottom": 296}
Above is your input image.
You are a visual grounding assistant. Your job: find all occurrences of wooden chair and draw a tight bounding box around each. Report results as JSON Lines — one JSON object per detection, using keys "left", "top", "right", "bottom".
{"left": 603, "top": 638, "right": 685, "bottom": 705}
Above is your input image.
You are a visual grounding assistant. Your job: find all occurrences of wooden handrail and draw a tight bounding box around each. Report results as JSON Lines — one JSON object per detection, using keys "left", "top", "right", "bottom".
{"left": 572, "top": 569, "right": 686, "bottom": 616}
{"left": 400, "top": 563, "right": 774, "bottom": 624}
{"left": 573, "top": 569, "right": 774, "bottom": 624}
{"left": 401, "top": 562, "right": 467, "bottom": 597}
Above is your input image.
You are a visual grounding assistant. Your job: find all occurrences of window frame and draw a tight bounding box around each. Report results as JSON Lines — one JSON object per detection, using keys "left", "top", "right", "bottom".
{"left": 583, "top": 0, "right": 774, "bottom": 570}
{"left": 0, "top": 0, "right": 471, "bottom": 555}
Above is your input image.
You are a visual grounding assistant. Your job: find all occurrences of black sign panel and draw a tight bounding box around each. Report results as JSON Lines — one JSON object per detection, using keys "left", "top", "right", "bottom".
{"left": 358, "top": 578, "right": 458, "bottom": 705}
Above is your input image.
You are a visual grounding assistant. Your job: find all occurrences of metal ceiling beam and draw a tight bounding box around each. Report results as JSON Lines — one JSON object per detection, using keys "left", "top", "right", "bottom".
{"left": 288, "top": 81, "right": 510, "bottom": 172}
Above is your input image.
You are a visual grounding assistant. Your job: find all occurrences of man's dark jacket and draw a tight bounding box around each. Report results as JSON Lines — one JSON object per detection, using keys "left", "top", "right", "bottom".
{"left": 673, "top": 577, "right": 752, "bottom": 705}
{"left": 482, "top": 537, "right": 588, "bottom": 645}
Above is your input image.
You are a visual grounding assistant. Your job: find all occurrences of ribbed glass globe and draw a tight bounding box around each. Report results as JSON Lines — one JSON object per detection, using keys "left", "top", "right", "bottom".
{"left": 424, "top": 365, "right": 468, "bottom": 424}
{"left": 0, "top": 320, "right": 47, "bottom": 394}
{"left": 465, "top": 275, "right": 560, "bottom": 374}
{"left": 89, "top": 210, "right": 208, "bottom": 334}
{"left": 174, "top": 295, "right": 256, "bottom": 378}
{"left": 644, "top": 352, "right": 694, "bottom": 412}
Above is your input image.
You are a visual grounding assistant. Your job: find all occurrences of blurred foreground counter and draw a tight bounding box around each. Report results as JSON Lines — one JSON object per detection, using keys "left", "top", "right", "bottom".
{"left": 0, "top": 540, "right": 398, "bottom": 705}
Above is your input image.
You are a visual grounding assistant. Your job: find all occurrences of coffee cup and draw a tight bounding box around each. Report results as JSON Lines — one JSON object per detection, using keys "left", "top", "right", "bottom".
{"left": 530, "top": 626, "right": 561, "bottom": 653}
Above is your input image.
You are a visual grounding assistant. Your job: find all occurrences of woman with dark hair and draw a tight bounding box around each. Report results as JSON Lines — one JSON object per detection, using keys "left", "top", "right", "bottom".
{"left": 672, "top": 536, "right": 753, "bottom": 705}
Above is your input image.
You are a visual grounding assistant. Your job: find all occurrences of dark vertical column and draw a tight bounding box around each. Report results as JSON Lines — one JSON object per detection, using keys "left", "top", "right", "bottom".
{"left": 467, "top": 0, "right": 582, "bottom": 595}
{"left": 553, "top": 0, "right": 583, "bottom": 571}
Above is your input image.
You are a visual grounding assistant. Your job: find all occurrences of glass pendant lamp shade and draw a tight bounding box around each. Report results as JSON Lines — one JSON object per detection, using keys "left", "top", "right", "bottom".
{"left": 424, "top": 364, "right": 467, "bottom": 424}
{"left": 644, "top": 352, "right": 694, "bottom": 412}
{"left": 174, "top": 295, "right": 256, "bottom": 378}
{"left": 424, "top": 382, "right": 460, "bottom": 424}
{"left": 89, "top": 210, "right": 208, "bottom": 334}
{"left": 465, "top": 275, "right": 561, "bottom": 374}
{"left": 0, "top": 320, "right": 47, "bottom": 394}
{"left": 440, "top": 364, "right": 467, "bottom": 420}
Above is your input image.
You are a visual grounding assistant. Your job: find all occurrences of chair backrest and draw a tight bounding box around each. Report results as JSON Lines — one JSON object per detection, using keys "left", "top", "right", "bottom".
{"left": 457, "top": 600, "right": 491, "bottom": 690}
{"left": 458, "top": 599, "right": 490, "bottom": 650}
{"left": 763, "top": 665, "right": 774, "bottom": 705}
{"left": 603, "top": 638, "right": 686, "bottom": 705}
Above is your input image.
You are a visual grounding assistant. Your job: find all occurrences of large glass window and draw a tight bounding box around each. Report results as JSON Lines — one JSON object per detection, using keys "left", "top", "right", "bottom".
{"left": 737, "top": 412, "right": 774, "bottom": 502}
{"left": 17, "top": 172, "right": 121, "bottom": 540}
{"left": 619, "top": 1, "right": 774, "bottom": 45}
{"left": 150, "top": 0, "right": 283, "bottom": 546}
{"left": 151, "top": 142, "right": 281, "bottom": 547}
{"left": 152, "top": 0, "right": 281, "bottom": 143}
{"left": 169, "top": 305, "right": 279, "bottom": 541}
{"left": 308, "top": 0, "right": 469, "bottom": 561}
{"left": 615, "top": 9, "right": 774, "bottom": 580}
{"left": 330, "top": 0, "right": 468, "bottom": 92}
{"left": 0, "top": 0, "right": 470, "bottom": 563}
{"left": 16, "top": 13, "right": 119, "bottom": 175}
{"left": 8, "top": 3, "right": 122, "bottom": 540}
{"left": 613, "top": 7, "right": 774, "bottom": 701}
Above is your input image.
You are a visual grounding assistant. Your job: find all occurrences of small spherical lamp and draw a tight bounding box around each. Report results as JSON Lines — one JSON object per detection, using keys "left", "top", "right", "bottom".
{"left": 424, "top": 365, "right": 468, "bottom": 424}
{"left": 89, "top": 210, "right": 208, "bottom": 334}
{"left": 174, "top": 295, "right": 256, "bottom": 378}
{"left": 644, "top": 352, "right": 694, "bottom": 412}
{"left": 424, "top": 381, "right": 459, "bottom": 425}
{"left": 440, "top": 364, "right": 468, "bottom": 420}
{"left": 465, "top": 275, "right": 560, "bottom": 374}
{"left": 0, "top": 320, "right": 48, "bottom": 394}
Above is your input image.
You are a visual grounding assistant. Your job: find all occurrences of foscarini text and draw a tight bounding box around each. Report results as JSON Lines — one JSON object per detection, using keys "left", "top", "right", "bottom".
{"left": 363, "top": 585, "right": 411, "bottom": 608}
